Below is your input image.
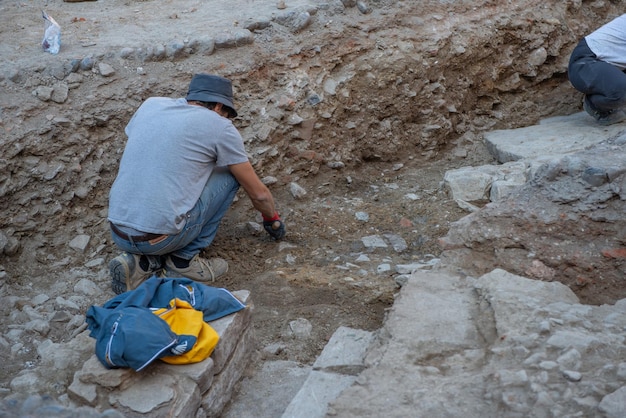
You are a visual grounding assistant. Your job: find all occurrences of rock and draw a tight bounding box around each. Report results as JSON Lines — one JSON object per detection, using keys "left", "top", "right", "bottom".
{"left": 273, "top": 10, "right": 312, "bottom": 33}
{"left": 598, "top": 386, "right": 626, "bottom": 418}
{"left": 190, "top": 36, "right": 215, "bottom": 55}
{"left": 361, "top": 235, "right": 387, "bottom": 248}
{"left": 383, "top": 233, "right": 407, "bottom": 253}
{"left": 562, "top": 370, "right": 582, "bottom": 382}
{"left": 214, "top": 30, "right": 254, "bottom": 49}
{"left": 68, "top": 235, "right": 91, "bottom": 252}
{"left": 80, "top": 57, "right": 95, "bottom": 71}
{"left": 165, "top": 40, "right": 186, "bottom": 59}
{"left": 327, "top": 161, "right": 345, "bottom": 169}
{"left": 444, "top": 161, "right": 528, "bottom": 207}
{"left": 244, "top": 19, "right": 272, "bottom": 31}
{"left": 98, "top": 63, "right": 115, "bottom": 77}
{"left": 289, "top": 182, "right": 307, "bottom": 198}
{"left": 376, "top": 263, "right": 391, "bottom": 274}
{"left": 50, "top": 83, "right": 69, "bottom": 103}
{"left": 289, "top": 318, "right": 312, "bottom": 339}
{"left": 355, "top": 211, "right": 369, "bottom": 221}
{"left": 357, "top": 1, "right": 372, "bottom": 14}
{"left": 34, "top": 86, "right": 54, "bottom": 101}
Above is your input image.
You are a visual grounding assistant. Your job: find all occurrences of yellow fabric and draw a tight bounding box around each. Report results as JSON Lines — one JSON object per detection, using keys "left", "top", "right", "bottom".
{"left": 153, "top": 298, "right": 219, "bottom": 364}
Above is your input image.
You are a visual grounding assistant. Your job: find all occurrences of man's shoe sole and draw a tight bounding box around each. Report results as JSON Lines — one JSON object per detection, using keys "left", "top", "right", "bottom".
{"left": 109, "top": 257, "right": 130, "bottom": 295}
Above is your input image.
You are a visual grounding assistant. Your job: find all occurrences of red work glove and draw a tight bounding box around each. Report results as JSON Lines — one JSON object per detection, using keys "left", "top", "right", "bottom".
{"left": 262, "top": 212, "right": 286, "bottom": 240}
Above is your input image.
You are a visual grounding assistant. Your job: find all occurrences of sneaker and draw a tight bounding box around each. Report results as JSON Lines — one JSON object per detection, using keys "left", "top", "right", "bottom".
{"left": 583, "top": 96, "right": 626, "bottom": 126}
{"left": 109, "top": 253, "right": 162, "bottom": 294}
{"left": 163, "top": 254, "right": 229, "bottom": 282}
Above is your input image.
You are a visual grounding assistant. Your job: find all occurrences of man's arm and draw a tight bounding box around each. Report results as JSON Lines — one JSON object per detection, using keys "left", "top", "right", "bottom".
{"left": 228, "top": 161, "right": 277, "bottom": 218}
{"left": 229, "top": 161, "right": 286, "bottom": 240}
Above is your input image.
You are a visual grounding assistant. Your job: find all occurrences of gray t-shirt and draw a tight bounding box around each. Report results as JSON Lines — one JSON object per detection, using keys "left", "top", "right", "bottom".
{"left": 586, "top": 14, "right": 626, "bottom": 70}
{"left": 108, "top": 97, "right": 249, "bottom": 234}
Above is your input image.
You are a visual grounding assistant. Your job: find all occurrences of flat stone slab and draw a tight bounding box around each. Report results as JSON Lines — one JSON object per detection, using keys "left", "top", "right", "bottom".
{"left": 484, "top": 112, "right": 626, "bottom": 163}
{"left": 381, "top": 271, "right": 482, "bottom": 353}
{"left": 313, "top": 326, "right": 374, "bottom": 371}
{"left": 280, "top": 327, "right": 374, "bottom": 418}
{"left": 324, "top": 269, "right": 626, "bottom": 418}
{"left": 221, "top": 360, "right": 311, "bottom": 418}
{"left": 281, "top": 371, "right": 357, "bottom": 418}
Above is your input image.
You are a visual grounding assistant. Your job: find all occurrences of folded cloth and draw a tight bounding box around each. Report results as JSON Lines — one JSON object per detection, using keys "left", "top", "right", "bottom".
{"left": 154, "top": 298, "right": 220, "bottom": 365}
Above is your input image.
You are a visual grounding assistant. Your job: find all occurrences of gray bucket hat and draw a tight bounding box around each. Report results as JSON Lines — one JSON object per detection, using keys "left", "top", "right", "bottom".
{"left": 186, "top": 73, "right": 237, "bottom": 118}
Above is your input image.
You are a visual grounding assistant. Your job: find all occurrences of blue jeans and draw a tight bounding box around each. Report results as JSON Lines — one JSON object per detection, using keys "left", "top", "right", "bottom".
{"left": 110, "top": 167, "right": 240, "bottom": 260}
{"left": 568, "top": 38, "right": 626, "bottom": 112}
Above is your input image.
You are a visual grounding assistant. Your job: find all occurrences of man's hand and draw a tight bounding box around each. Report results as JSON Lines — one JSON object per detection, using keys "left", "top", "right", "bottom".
{"left": 262, "top": 213, "right": 286, "bottom": 240}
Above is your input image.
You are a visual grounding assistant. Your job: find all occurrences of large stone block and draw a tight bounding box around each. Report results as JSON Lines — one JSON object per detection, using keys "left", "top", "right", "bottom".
{"left": 108, "top": 372, "right": 200, "bottom": 418}
{"left": 154, "top": 357, "right": 215, "bottom": 395}
{"left": 201, "top": 324, "right": 255, "bottom": 417}
{"left": 210, "top": 290, "right": 253, "bottom": 373}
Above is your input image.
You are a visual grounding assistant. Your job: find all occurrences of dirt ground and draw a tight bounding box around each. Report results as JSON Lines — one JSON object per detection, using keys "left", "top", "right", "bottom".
{"left": 1, "top": 0, "right": 623, "bottom": 401}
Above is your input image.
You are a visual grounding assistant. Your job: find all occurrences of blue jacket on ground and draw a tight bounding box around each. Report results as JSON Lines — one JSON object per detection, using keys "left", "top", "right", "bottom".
{"left": 86, "top": 277, "right": 246, "bottom": 371}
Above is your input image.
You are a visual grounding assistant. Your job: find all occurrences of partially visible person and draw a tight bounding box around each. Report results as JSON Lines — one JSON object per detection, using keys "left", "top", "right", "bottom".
{"left": 568, "top": 14, "right": 626, "bottom": 126}
{"left": 107, "top": 73, "right": 286, "bottom": 294}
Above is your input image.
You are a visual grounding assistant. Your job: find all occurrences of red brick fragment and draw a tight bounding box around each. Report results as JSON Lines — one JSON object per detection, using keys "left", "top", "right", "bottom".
{"left": 601, "top": 248, "right": 626, "bottom": 259}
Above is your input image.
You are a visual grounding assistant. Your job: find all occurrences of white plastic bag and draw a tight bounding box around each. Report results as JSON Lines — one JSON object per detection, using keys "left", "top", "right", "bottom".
{"left": 42, "top": 11, "right": 61, "bottom": 54}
